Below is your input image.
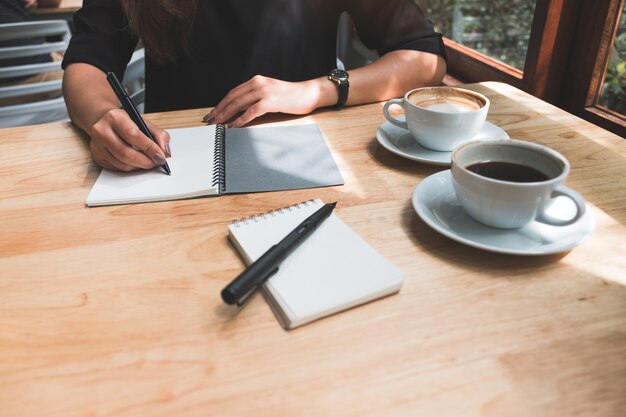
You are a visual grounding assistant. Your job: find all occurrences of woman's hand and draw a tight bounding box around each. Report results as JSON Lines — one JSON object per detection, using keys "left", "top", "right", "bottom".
{"left": 203, "top": 75, "right": 337, "bottom": 127}
{"left": 88, "top": 108, "right": 171, "bottom": 172}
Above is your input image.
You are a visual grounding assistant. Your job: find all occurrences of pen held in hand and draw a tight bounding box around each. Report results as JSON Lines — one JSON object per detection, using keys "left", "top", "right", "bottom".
{"left": 106, "top": 72, "right": 171, "bottom": 175}
{"left": 221, "top": 201, "right": 337, "bottom": 306}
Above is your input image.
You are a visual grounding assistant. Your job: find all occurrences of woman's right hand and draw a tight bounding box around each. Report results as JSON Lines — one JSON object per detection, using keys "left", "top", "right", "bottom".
{"left": 88, "top": 108, "right": 171, "bottom": 172}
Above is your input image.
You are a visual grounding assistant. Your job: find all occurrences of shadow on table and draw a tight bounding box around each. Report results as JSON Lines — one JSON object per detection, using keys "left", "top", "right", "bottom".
{"left": 366, "top": 137, "right": 444, "bottom": 178}
{"left": 401, "top": 199, "right": 569, "bottom": 271}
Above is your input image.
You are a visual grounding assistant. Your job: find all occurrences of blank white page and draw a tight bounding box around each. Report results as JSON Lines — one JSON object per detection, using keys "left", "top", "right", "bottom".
{"left": 86, "top": 125, "right": 218, "bottom": 206}
{"left": 228, "top": 199, "right": 403, "bottom": 329}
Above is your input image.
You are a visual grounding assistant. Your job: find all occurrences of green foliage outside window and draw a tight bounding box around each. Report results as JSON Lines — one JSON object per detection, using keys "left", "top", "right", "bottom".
{"left": 598, "top": 7, "right": 626, "bottom": 116}
{"left": 416, "top": 0, "right": 536, "bottom": 70}
{"left": 416, "top": 1, "right": 626, "bottom": 117}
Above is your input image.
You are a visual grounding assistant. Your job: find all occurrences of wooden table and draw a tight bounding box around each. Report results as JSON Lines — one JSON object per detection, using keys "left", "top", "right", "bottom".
{"left": 1, "top": 82, "right": 625, "bottom": 417}
{"left": 31, "top": 0, "right": 81, "bottom": 16}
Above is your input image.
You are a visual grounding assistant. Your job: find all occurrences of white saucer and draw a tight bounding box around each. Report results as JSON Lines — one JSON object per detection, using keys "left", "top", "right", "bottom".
{"left": 411, "top": 170, "right": 595, "bottom": 255}
{"left": 376, "top": 120, "right": 510, "bottom": 166}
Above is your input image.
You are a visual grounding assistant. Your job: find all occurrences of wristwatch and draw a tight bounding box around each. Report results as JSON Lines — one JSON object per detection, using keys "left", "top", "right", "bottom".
{"left": 328, "top": 69, "right": 349, "bottom": 109}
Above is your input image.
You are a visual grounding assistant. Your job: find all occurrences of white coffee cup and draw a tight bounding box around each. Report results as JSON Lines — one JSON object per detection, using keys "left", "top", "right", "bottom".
{"left": 383, "top": 86, "right": 489, "bottom": 152}
{"left": 451, "top": 139, "right": 586, "bottom": 229}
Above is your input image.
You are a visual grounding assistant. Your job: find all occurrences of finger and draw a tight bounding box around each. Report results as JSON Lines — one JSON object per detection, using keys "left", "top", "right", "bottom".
{"left": 214, "top": 91, "right": 262, "bottom": 125}
{"left": 205, "top": 87, "right": 255, "bottom": 123}
{"left": 204, "top": 85, "right": 250, "bottom": 122}
{"left": 95, "top": 116, "right": 155, "bottom": 169}
{"left": 230, "top": 102, "right": 266, "bottom": 128}
{"left": 91, "top": 138, "right": 140, "bottom": 172}
{"left": 103, "top": 125, "right": 157, "bottom": 170}
{"left": 145, "top": 119, "right": 171, "bottom": 157}
{"left": 202, "top": 111, "right": 215, "bottom": 124}
{"left": 101, "top": 148, "right": 138, "bottom": 172}
{"left": 90, "top": 113, "right": 155, "bottom": 170}
{"left": 107, "top": 111, "right": 166, "bottom": 165}
{"left": 205, "top": 75, "right": 265, "bottom": 122}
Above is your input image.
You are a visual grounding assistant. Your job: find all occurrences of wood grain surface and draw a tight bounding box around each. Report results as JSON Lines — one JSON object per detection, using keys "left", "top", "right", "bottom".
{"left": 32, "top": 0, "right": 82, "bottom": 14}
{"left": 1, "top": 82, "right": 625, "bottom": 417}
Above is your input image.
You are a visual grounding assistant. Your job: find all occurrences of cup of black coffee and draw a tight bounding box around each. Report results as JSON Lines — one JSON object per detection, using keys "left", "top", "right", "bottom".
{"left": 451, "top": 139, "right": 586, "bottom": 229}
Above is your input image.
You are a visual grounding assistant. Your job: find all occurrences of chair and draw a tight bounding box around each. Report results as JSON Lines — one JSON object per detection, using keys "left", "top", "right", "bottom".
{"left": 336, "top": 12, "right": 379, "bottom": 70}
{"left": 124, "top": 48, "right": 146, "bottom": 113}
{"left": 0, "top": 20, "right": 71, "bottom": 128}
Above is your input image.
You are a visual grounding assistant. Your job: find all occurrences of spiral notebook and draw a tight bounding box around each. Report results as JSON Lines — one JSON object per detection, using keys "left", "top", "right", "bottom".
{"left": 86, "top": 123, "right": 344, "bottom": 206}
{"left": 228, "top": 199, "right": 404, "bottom": 329}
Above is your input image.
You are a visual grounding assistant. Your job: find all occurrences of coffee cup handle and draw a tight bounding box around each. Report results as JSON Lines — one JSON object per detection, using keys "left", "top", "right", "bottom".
{"left": 536, "top": 185, "right": 586, "bottom": 226}
{"left": 383, "top": 98, "right": 408, "bottom": 129}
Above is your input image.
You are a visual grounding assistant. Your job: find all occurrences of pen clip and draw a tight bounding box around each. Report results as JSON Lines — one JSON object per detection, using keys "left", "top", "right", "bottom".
{"left": 235, "top": 284, "right": 260, "bottom": 307}
{"left": 235, "top": 266, "right": 280, "bottom": 307}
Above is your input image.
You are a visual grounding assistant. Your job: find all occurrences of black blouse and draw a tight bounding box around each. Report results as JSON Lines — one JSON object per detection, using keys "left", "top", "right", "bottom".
{"left": 62, "top": 0, "right": 446, "bottom": 113}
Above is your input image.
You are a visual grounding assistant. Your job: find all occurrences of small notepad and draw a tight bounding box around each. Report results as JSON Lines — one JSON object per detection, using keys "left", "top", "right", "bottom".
{"left": 228, "top": 199, "right": 403, "bottom": 329}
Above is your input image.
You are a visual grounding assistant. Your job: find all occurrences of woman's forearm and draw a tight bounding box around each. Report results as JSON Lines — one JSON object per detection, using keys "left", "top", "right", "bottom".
{"left": 294, "top": 50, "right": 447, "bottom": 110}
{"left": 62, "top": 63, "right": 119, "bottom": 134}
{"left": 205, "top": 50, "right": 446, "bottom": 127}
{"left": 346, "top": 50, "right": 446, "bottom": 105}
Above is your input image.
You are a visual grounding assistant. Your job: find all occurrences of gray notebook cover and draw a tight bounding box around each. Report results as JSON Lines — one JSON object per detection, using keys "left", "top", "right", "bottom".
{"left": 222, "top": 124, "right": 344, "bottom": 194}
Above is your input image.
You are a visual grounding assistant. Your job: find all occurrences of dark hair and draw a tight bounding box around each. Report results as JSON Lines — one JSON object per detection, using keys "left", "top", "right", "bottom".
{"left": 119, "top": 0, "right": 198, "bottom": 64}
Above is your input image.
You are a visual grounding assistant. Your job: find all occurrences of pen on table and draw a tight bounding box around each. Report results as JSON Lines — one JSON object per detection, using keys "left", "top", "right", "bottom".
{"left": 106, "top": 71, "right": 171, "bottom": 175}
{"left": 221, "top": 201, "right": 337, "bottom": 306}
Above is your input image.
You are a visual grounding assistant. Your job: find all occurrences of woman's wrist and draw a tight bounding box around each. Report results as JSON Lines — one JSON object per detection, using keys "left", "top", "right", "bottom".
{"left": 306, "top": 76, "right": 339, "bottom": 110}
{"left": 84, "top": 105, "right": 120, "bottom": 134}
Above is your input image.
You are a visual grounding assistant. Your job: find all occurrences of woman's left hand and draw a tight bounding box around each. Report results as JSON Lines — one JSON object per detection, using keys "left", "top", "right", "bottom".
{"left": 203, "top": 75, "right": 335, "bottom": 127}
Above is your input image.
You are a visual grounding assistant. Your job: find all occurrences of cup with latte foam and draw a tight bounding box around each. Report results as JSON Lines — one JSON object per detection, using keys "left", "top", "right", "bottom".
{"left": 383, "top": 87, "right": 489, "bottom": 151}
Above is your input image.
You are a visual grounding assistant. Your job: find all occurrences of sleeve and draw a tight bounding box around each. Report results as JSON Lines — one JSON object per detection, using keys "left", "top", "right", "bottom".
{"left": 342, "top": 0, "right": 447, "bottom": 60}
{"left": 61, "top": 0, "right": 138, "bottom": 79}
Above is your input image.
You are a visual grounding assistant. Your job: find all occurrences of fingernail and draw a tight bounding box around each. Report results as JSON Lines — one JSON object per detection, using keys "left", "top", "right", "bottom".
{"left": 153, "top": 154, "right": 166, "bottom": 165}
{"left": 165, "top": 144, "right": 171, "bottom": 157}
{"left": 205, "top": 117, "right": 215, "bottom": 124}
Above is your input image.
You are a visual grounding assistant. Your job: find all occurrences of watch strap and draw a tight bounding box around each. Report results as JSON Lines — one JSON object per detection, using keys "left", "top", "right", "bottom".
{"left": 333, "top": 80, "right": 349, "bottom": 110}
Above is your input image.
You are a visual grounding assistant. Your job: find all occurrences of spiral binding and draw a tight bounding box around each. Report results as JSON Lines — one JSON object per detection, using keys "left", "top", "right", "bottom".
{"left": 231, "top": 199, "right": 319, "bottom": 228}
{"left": 211, "top": 123, "right": 226, "bottom": 193}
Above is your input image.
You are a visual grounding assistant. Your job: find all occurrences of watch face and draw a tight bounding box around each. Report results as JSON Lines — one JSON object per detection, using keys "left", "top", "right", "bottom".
{"left": 330, "top": 69, "right": 349, "bottom": 82}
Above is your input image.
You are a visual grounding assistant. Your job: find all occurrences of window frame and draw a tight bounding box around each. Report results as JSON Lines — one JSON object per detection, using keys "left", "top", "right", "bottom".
{"left": 443, "top": 0, "right": 626, "bottom": 138}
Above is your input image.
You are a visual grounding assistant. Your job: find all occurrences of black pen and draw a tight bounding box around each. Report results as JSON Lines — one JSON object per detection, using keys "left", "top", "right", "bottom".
{"left": 221, "top": 202, "right": 337, "bottom": 306}
{"left": 106, "top": 72, "right": 171, "bottom": 175}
